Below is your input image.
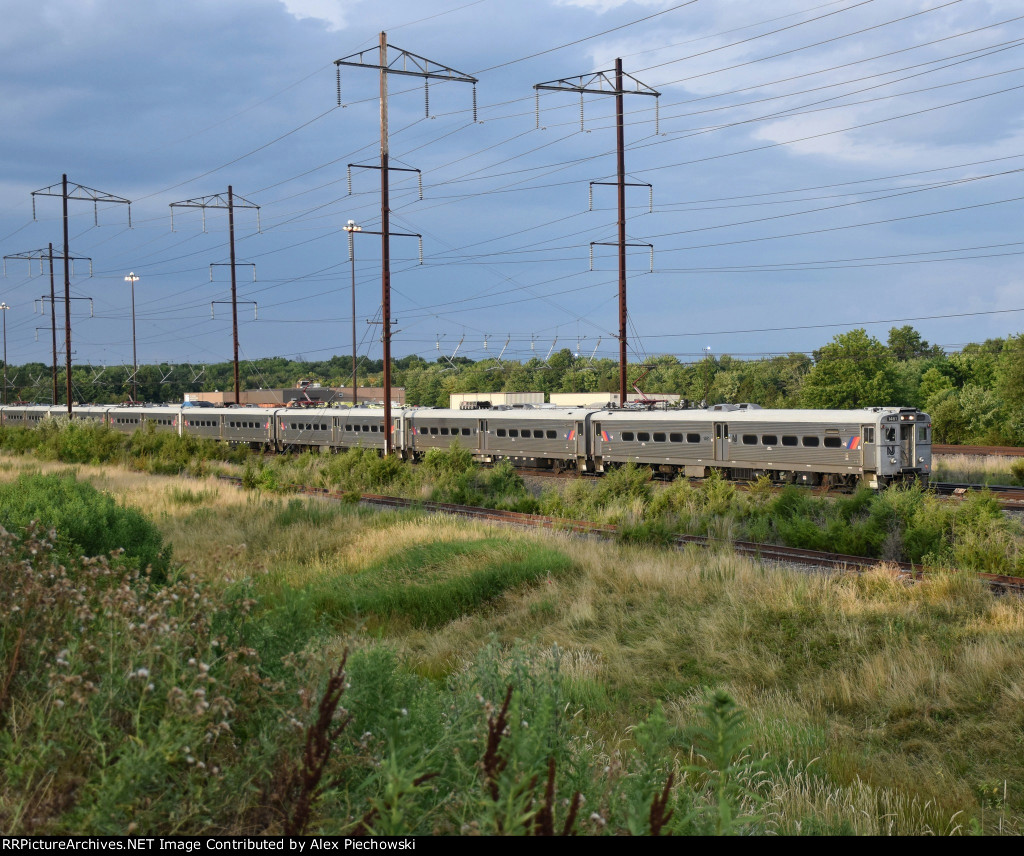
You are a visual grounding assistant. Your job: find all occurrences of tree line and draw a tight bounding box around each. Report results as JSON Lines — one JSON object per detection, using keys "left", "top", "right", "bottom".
{"left": 3, "top": 325, "right": 1022, "bottom": 445}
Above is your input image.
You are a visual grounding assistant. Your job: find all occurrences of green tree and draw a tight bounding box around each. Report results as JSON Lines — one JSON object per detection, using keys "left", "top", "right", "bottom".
{"left": 919, "top": 366, "right": 954, "bottom": 406}
{"left": 801, "top": 329, "right": 898, "bottom": 408}
{"left": 886, "top": 325, "right": 942, "bottom": 361}
{"left": 997, "top": 334, "right": 1024, "bottom": 411}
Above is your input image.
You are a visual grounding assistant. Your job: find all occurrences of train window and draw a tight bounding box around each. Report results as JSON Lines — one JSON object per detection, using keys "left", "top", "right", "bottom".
{"left": 865, "top": 427, "right": 875, "bottom": 443}
{"left": 429, "top": 427, "right": 438, "bottom": 435}
{"left": 463, "top": 428, "right": 472, "bottom": 436}
{"left": 918, "top": 426, "right": 929, "bottom": 442}
{"left": 345, "top": 424, "right": 352, "bottom": 431}
{"left": 371, "top": 425, "right": 379, "bottom": 433}
{"left": 782, "top": 436, "right": 798, "bottom": 446}
{"left": 802, "top": 436, "right": 820, "bottom": 447}
{"left": 440, "top": 427, "right": 449, "bottom": 435}
{"left": 653, "top": 433, "right": 666, "bottom": 442}
{"left": 637, "top": 432, "right": 650, "bottom": 442}
{"left": 742, "top": 435, "right": 757, "bottom": 445}
{"left": 622, "top": 431, "right": 635, "bottom": 441}
{"left": 546, "top": 430, "right": 556, "bottom": 439}
{"left": 824, "top": 437, "right": 842, "bottom": 448}
{"left": 509, "top": 429, "right": 519, "bottom": 438}
{"left": 497, "top": 428, "right": 507, "bottom": 437}
{"left": 762, "top": 435, "right": 777, "bottom": 445}
{"left": 687, "top": 433, "right": 700, "bottom": 443}
{"left": 884, "top": 427, "right": 896, "bottom": 442}
{"left": 669, "top": 433, "right": 682, "bottom": 443}
{"left": 534, "top": 430, "right": 544, "bottom": 439}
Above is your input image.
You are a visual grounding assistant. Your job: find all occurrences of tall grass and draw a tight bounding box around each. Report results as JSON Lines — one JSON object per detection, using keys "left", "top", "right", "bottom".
{"left": 0, "top": 476, "right": 763, "bottom": 834}
{"left": 3, "top": 459, "right": 1024, "bottom": 833}
{"left": 932, "top": 453, "right": 1023, "bottom": 485}
{"left": 0, "top": 419, "right": 248, "bottom": 475}
{"left": 2, "top": 448, "right": 1024, "bottom": 835}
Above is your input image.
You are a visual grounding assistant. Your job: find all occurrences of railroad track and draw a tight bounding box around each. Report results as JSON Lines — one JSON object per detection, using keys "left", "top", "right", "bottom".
{"left": 516, "top": 467, "right": 1024, "bottom": 509}
{"left": 933, "top": 444, "right": 1024, "bottom": 457}
{"left": 215, "top": 475, "right": 1024, "bottom": 594}
{"left": 931, "top": 482, "right": 1024, "bottom": 509}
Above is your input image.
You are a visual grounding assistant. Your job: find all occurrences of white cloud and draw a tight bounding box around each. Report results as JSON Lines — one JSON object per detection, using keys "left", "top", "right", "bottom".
{"left": 279, "top": 0, "right": 348, "bottom": 31}
{"left": 556, "top": 0, "right": 668, "bottom": 13}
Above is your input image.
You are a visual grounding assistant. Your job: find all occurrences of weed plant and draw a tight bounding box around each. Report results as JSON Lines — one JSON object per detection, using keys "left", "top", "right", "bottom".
{"left": 0, "top": 419, "right": 247, "bottom": 476}
{"left": 3, "top": 461, "right": 1023, "bottom": 834}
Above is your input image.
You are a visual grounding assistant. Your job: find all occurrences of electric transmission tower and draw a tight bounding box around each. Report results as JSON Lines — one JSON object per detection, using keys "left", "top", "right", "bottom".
{"left": 535, "top": 60, "right": 659, "bottom": 407}
{"left": 335, "top": 32, "right": 476, "bottom": 454}
{"left": 3, "top": 243, "right": 92, "bottom": 405}
{"left": 170, "top": 187, "right": 260, "bottom": 405}
{"left": 30, "top": 175, "right": 130, "bottom": 413}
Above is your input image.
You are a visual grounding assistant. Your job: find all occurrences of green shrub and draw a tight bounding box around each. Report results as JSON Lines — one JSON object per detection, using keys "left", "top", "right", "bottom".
{"left": 0, "top": 471, "right": 171, "bottom": 581}
{"left": 262, "top": 538, "right": 576, "bottom": 631}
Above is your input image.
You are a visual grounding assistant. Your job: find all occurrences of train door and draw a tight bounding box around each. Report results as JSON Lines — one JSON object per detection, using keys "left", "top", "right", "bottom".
{"left": 859, "top": 424, "right": 876, "bottom": 472}
{"left": 899, "top": 423, "right": 913, "bottom": 468}
{"left": 478, "top": 419, "right": 488, "bottom": 454}
{"left": 714, "top": 422, "right": 729, "bottom": 460}
{"left": 576, "top": 418, "right": 588, "bottom": 471}
{"left": 392, "top": 414, "right": 403, "bottom": 455}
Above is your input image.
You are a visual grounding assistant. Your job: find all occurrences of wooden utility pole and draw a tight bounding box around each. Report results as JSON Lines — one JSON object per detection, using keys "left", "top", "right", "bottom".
{"left": 535, "top": 61, "right": 659, "bottom": 407}
{"left": 170, "top": 189, "right": 260, "bottom": 406}
{"left": 30, "top": 176, "right": 130, "bottom": 412}
{"left": 3, "top": 244, "right": 93, "bottom": 405}
{"left": 335, "top": 32, "right": 476, "bottom": 454}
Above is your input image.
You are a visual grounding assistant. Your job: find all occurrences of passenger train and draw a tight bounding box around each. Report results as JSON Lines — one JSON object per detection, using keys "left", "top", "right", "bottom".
{"left": 0, "top": 401, "right": 931, "bottom": 489}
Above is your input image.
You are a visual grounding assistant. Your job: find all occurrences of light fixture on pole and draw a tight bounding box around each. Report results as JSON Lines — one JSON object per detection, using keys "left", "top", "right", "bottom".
{"left": 343, "top": 221, "right": 362, "bottom": 406}
{"left": 0, "top": 302, "right": 8, "bottom": 405}
{"left": 124, "top": 272, "right": 139, "bottom": 403}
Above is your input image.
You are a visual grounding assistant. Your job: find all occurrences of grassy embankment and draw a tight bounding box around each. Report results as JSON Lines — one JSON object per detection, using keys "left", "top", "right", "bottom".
{"left": 1, "top": 425, "right": 1023, "bottom": 834}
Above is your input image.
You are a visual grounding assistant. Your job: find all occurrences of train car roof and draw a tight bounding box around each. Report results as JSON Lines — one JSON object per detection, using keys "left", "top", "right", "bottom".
{"left": 409, "top": 407, "right": 599, "bottom": 420}
{"left": 596, "top": 407, "right": 927, "bottom": 423}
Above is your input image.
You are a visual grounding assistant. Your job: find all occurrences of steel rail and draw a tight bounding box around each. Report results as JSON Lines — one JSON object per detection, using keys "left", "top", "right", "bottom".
{"left": 933, "top": 444, "right": 1024, "bottom": 457}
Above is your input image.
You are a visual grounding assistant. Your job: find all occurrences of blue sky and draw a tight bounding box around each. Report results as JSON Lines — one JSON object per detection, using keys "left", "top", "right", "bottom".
{"left": 1, "top": 0, "right": 1022, "bottom": 377}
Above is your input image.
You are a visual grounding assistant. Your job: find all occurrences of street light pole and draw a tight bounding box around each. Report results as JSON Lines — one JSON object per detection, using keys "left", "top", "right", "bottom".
{"left": 124, "top": 272, "right": 139, "bottom": 402}
{"left": 344, "top": 220, "right": 362, "bottom": 406}
{"left": 0, "top": 302, "right": 8, "bottom": 405}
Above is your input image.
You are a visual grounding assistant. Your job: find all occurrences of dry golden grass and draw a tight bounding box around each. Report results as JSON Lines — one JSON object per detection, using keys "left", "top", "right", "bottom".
{"left": 763, "top": 770, "right": 969, "bottom": 835}
{"left": 932, "top": 453, "right": 1019, "bottom": 484}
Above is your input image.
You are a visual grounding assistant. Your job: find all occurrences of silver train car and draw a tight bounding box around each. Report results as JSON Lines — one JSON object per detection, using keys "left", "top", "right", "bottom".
{"left": 0, "top": 401, "right": 931, "bottom": 488}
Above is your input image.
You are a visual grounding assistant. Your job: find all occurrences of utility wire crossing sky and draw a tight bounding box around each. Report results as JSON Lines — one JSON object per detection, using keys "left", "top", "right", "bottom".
{"left": 0, "top": 0, "right": 1021, "bottom": 374}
